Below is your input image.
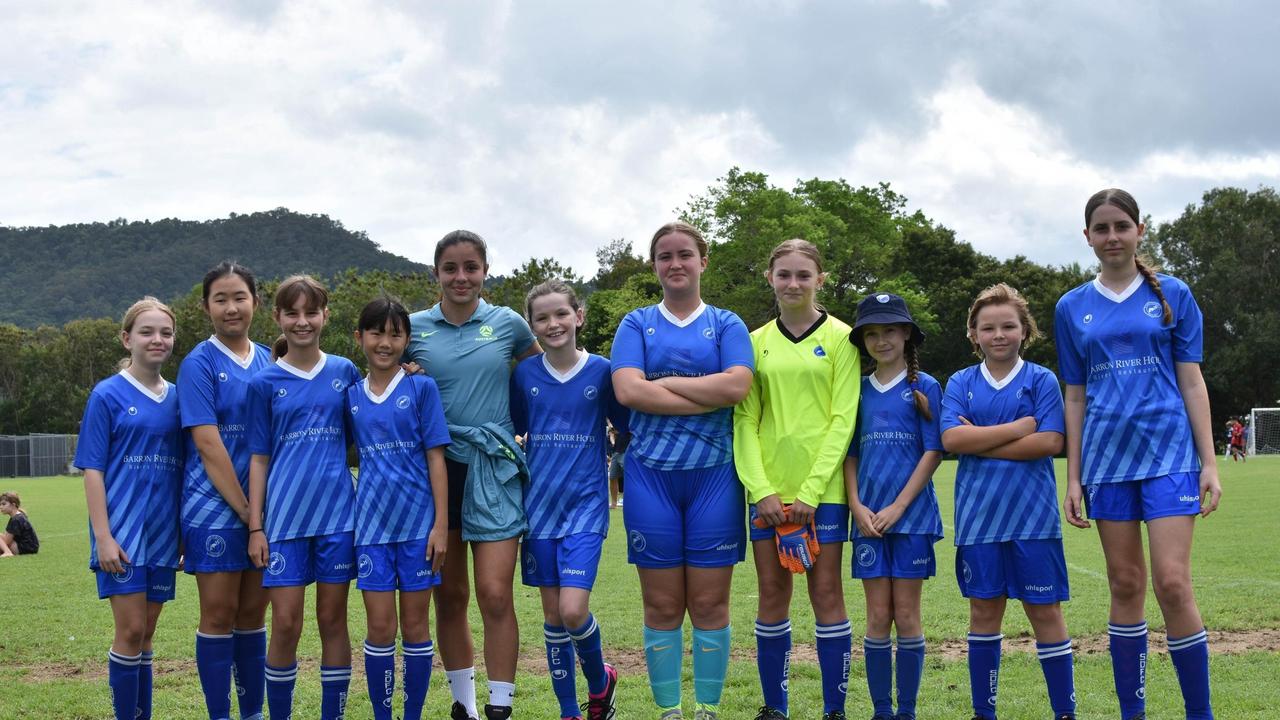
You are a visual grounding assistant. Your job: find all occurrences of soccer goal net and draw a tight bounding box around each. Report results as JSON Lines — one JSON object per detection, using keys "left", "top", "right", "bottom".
{"left": 1248, "top": 407, "right": 1280, "bottom": 455}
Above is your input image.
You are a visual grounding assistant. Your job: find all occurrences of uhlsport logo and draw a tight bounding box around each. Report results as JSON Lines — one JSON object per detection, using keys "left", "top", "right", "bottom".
{"left": 112, "top": 565, "right": 135, "bottom": 583}
{"left": 331, "top": 379, "right": 345, "bottom": 392}
{"left": 351, "top": 405, "right": 359, "bottom": 415}
{"left": 584, "top": 385, "right": 598, "bottom": 400}
{"left": 646, "top": 327, "right": 655, "bottom": 335}
{"left": 629, "top": 530, "right": 647, "bottom": 552}
{"left": 813, "top": 345, "right": 826, "bottom": 357}
{"left": 1143, "top": 301, "right": 1162, "bottom": 318}
{"left": 127, "top": 406, "right": 138, "bottom": 416}
{"left": 1083, "top": 313, "right": 1093, "bottom": 324}
{"left": 552, "top": 668, "right": 568, "bottom": 680}
{"left": 205, "top": 534, "right": 227, "bottom": 558}
{"left": 530, "top": 386, "right": 540, "bottom": 397}
{"left": 218, "top": 371, "right": 229, "bottom": 382}
{"left": 358, "top": 554, "right": 374, "bottom": 579}
{"left": 396, "top": 395, "right": 411, "bottom": 410}
{"left": 702, "top": 327, "right": 715, "bottom": 339}
{"left": 876, "top": 294, "right": 891, "bottom": 303}
{"left": 267, "top": 552, "right": 286, "bottom": 576}
{"left": 277, "top": 388, "right": 288, "bottom": 397}
{"left": 856, "top": 543, "right": 876, "bottom": 567}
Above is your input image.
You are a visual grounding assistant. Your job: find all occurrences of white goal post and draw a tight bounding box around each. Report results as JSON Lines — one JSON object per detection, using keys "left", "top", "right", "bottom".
{"left": 1248, "top": 407, "right": 1280, "bottom": 456}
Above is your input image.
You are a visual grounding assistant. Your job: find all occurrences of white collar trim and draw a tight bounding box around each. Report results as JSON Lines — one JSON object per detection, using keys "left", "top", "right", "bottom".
{"left": 981, "top": 356, "right": 1025, "bottom": 391}
{"left": 658, "top": 301, "right": 707, "bottom": 328}
{"left": 363, "top": 369, "right": 406, "bottom": 404}
{"left": 542, "top": 350, "right": 589, "bottom": 383}
{"left": 209, "top": 335, "right": 257, "bottom": 370}
{"left": 1092, "top": 274, "right": 1144, "bottom": 303}
{"left": 276, "top": 352, "right": 328, "bottom": 380}
{"left": 869, "top": 369, "right": 907, "bottom": 393}
{"left": 118, "top": 369, "right": 170, "bottom": 403}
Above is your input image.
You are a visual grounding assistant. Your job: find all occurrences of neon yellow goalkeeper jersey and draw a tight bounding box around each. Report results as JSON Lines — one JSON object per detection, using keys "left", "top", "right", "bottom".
{"left": 733, "top": 313, "right": 861, "bottom": 506}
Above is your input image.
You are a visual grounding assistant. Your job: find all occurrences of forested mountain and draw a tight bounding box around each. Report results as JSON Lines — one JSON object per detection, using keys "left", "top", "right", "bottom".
{"left": 0, "top": 208, "right": 427, "bottom": 326}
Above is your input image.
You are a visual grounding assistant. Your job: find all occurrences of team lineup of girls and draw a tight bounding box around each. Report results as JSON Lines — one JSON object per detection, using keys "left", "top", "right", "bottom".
{"left": 80, "top": 188, "right": 1219, "bottom": 720}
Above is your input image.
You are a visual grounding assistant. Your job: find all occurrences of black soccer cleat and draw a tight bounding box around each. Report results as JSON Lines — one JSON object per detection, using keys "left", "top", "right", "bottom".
{"left": 450, "top": 701, "right": 479, "bottom": 720}
{"left": 754, "top": 707, "right": 787, "bottom": 720}
{"left": 484, "top": 704, "right": 513, "bottom": 720}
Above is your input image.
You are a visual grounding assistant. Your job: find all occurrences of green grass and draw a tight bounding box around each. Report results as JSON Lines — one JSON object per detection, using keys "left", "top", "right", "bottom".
{"left": 2, "top": 458, "right": 1278, "bottom": 718}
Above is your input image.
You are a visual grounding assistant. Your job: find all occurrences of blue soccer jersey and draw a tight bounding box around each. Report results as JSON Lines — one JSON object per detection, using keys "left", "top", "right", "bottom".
{"left": 849, "top": 370, "right": 945, "bottom": 539}
{"left": 1055, "top": 274, "right": 1203, "bottom": 485}
{"left": 178, "top": 337, "right": 272, "bottom": 530}
{"left": 941, "top": 359, "right": 1065, "bottom": 546}
{"left": 347, "top": 370, "right": 452, "bottom": 546}
{"left": 511, "top": 352, "right": 630, "bottom": 539}
{"left": 610, "top": 302, "right": 754, "bottom": 471}
{"left": 247, "top": 353, "right": 361, "bottom": 543}
{"left": 74, "top": 371, "right": 183, "bottom": 570}
{"left": 404, "top": 300, "right": 537, "bottom": 434}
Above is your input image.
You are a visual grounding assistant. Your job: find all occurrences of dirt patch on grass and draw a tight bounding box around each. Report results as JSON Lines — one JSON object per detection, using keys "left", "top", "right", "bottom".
{"left": 14, "top": 629, "right": 1280, "bottom": 683}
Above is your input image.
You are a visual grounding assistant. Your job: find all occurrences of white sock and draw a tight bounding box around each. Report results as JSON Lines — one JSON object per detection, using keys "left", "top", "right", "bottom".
{"left": 489, "top": 680, "right": 516, "bottom": 707}
{"left": 446, "top": 667, "right": 478, "bottom": 716}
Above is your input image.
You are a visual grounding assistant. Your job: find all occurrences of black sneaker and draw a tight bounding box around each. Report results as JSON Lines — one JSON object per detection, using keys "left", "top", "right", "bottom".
{"left": 754, "top": 707, "right": 787, "bottom": 720}
{"left": 583, "top": 663, "right": 619, "bottom": 720}
{"left": 484, "top": 705, "right": 513, "bottom": 720}
{"left": 871, "top": 714, "right": 893, "bottom": 720}
{"left": 451, "top": 701, "right": 479, "bottom": 720}
{"left": 821, "top": 712, "right": 846, "bottom": 720}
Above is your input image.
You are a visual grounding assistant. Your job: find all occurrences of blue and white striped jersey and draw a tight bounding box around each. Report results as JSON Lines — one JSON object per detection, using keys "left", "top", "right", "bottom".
{"left": 75, "top": 371, "right": 183, "bottom": 569}
{"left": 247, "top": 353, "right": 361, "bottom": 543}
{"left": 1055, "top": 273, "right": 1203, "bottom": 485}
{"left": 610, "top": 302, "right": 753, "bottom": 471}
{"left": 347, "top": 370, "right": 451, "bottom": 546}
{"left": 511, "top": 353, "right": 630, "bottom": 539}
{"left": 941, "top": 359, "right": 1065, "bottom": 546}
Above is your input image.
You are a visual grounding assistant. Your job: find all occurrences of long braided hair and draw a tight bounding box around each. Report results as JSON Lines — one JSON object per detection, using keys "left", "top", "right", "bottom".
{"left": 903, "top": 339, "right": 932, "bottom": 421}
{"left": 1085, "top": 188, "right": 1173, "bottom": 326}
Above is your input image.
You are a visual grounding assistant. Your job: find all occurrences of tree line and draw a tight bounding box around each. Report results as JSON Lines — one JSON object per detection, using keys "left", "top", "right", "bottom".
{"left": 2, "top": 170, "right": 1275, "bottom": 436}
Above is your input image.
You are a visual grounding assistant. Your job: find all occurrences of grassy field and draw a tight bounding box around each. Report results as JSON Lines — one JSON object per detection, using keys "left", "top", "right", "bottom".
{"left": 2, "top": 458, "right": 1278, "bottom": 719}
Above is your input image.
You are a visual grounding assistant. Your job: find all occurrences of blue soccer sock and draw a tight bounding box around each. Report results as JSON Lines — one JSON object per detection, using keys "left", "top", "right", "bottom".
{"left": 692, "top": 624, "right": 731, "bottom": 707}
{"left": 320, "top": 665, "right": 352, "bottom": 720}
{"left": 364, "top": 640, "right": 397, "bottom": 720}
{"left": 137, "top": 650, "right": 154, "bottom": 720}
{"left": 232, "top": 627, "right": 267, "bottom": 720}
{"left": 816, "top": 620, "right": 852, "bottom": 714}
{"left": 1109, "top": 621, "right": 1147, "bottom": 719}
{"left": 643, "top": 624, "right": 684, "bottom": 710}
{"left": 754, "top": 618, "right": 791, "bottom": 714}
{"left": 864, "top": 635, "right": 894, "bottom": 717}
{"left": 967, "top": 633, "right": 1002, "bottom": 720}
{"left": 402, "top": 640, "right": 434, "bottom": 720}
{"left": 1169, "top": 629, "right": 1214, "bottom": 720}
{"left": 1037, "top": 639, "right": 1076, "bottom": 717}
{"left": 895, "top": 635, "right": 926, "bottom": 719}
{"left": 570, "top": 614, "right": 608, "bottom": 697}
{"left": 264, "top": 662, "right": 297, "bottom": 720}
{"left": 196, "top": 631, "right": 234, "bottom": 720}
{"left": 545, "top": 624, "right": 580, "bottom": 717}
{"left": 108, "top": 649, "right": 142, "bottom": 720}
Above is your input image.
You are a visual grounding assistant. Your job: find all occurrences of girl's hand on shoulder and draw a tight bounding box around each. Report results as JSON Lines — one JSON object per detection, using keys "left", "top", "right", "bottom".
{"left": 427, "top": 526, "right": 448, "bottom": 573}
{"left": 1064, "top": 480, "right": 1090, "bottom": 529}
{"left": 789, "top": 499, "right": 816, "bottom": 527}
{"left": 871, "top": 502, "right": 905, "bottom": 534}
{"left": 850, "top": 502, "right": 880, "bottom": 538}
{"left": 755, "top": 494, "right": 787, "bottom": 527}
{"left": 400, "top": 361, "right": 423, "bottom": 375}
{"left": 1199, "top": 465, "right": 1222, "bottom": 517}
{"left": 248, "top": 532, "right": 269, "bottom": 569}
{"left": 96, "top": 536, "right": 129, "bottom": 575}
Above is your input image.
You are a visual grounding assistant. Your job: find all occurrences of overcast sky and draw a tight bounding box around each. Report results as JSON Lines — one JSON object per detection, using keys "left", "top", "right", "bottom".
{"left": 4, "top": 1, "right": 1278, "bottom": 276}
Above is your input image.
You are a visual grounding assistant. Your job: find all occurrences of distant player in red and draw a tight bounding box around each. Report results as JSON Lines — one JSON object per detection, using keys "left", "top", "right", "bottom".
{"left": 1229, "top": 419, "right": 1246, "bottom": 462}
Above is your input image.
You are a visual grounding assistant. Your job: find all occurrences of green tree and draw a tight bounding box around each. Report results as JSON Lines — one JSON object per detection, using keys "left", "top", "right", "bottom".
{"left": 487, "top": 258, "right": 584, "bottom": 318}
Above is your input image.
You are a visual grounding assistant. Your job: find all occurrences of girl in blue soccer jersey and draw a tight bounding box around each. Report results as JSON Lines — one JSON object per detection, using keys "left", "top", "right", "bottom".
{"left": 940, "top": 283, "right": 1077, "bottom": 720}
{"left": 511, "top": 280, "right": 630, "bottom": 720}
{"left": 178, "top": 262, "right": 272, "bottom": 720}
{"left": 733, "top": 239, "right": 859, "bottom": 720}
{"left": 1057, "top": 189, "right": 1221, "bottom": 720}
{"left": 348, "top": 296, "right": 452, "bottom": 720}
{"left": 844, "top": 291, "right": 943, "bottom": 720}
{"left": 75, "top": 297, "right": 182, "bottom": 720}
{"left": 611, "top": 221, "right": 755, "bottom": 720}
{"left": 404, "top": 230, "right": 540, "bottom": 720}
{"left": 246, "top": 275, "right": 363, "bottom": 720}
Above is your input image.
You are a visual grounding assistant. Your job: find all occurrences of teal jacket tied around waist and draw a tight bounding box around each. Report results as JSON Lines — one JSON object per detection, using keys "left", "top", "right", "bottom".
{"left": 445, "top": 422, "right": 529, "bottom": 542}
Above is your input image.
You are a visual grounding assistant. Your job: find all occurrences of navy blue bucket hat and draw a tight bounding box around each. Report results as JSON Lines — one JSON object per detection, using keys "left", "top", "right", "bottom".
{"left": 850, "top": 292, "right": 925, "bottom": 352}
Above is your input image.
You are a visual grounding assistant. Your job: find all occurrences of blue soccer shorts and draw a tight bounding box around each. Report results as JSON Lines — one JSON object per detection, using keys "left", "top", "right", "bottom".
{"left": 622, "top": 456, "right": 746, "bottom": 569}
{"left": 183, "top": 525, "right": 252, "bottom": 574}
{"left": 356, "top": 536, "right": 441, "bottom": 592}
{"left": 1084, "top": 472, "right": 1201, "bottom": 522}
{"left": 749, "top": 502, "right": 849, "bottom": 544}
{"left": 521, "top": 532, "right": 605, "bottom": 590}
{"left": 95, "top": 565, "right": 177, "bottom": 602}
{"left": 851, "top": 533, "right": 938, "bottom": 579}
{"left": 955, "top": 538, "right": 1070, "bottom": 604}
{"left": 263, "top": 531, "right": 356, "bottom": 587}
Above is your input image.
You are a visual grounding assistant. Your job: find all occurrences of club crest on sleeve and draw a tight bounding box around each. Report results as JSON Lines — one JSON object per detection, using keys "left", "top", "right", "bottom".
{"left": 584, "top": 385, "right": 598, "bottom": 400}
{"left": 395, "top": 395, "right": 411, "bottom": 410}
{"left": 1143, "top": 301, "right": 1162, "bottom": 318}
